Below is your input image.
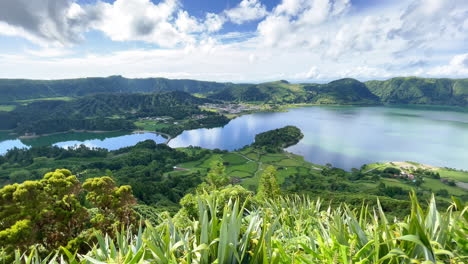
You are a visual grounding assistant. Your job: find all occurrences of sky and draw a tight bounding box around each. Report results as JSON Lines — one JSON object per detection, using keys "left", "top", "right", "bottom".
{"left": 0, "top": 0, "right": 467, "bottom": 83}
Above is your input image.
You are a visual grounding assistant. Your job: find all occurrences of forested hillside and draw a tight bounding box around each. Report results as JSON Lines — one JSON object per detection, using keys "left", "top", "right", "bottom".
{"left": 305, "top": 78, "right": 380, "bottom": 104}
{"left": 208, "top": 78, "right": 380, "bottom": 104}
{"left": 2, "top": 76, "right": 468, "bottom": 106}
{"left": 365, "top": 77, "right": 468, "bottom": 106}
{"left": 0, "top": 76, "right": 232, "bottom": 102}
{"left": 0, "top": 91, "right": 225, "bottom": 134}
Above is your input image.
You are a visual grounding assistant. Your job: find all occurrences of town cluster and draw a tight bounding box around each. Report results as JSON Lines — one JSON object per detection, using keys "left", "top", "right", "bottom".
{"left": 203, "top": 103, "right": 261, "bottom": 114}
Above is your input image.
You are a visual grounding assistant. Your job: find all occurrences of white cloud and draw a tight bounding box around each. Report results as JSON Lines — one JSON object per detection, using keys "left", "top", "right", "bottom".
{"left": 274, "top": 0, "right": 303, "bottom": 16}
{"left": 1, "top": 0, "right": 468, "bottom": 82}
{"left": 0, "top": 0, "right": 95, "bottom": 47}
{"left": 425, "top": 53, "right": 468, "bottom": 77}
{"left": 225, "top": 0, "right": 268, "bottom": 24}
{"left": 175, "top": 10, "right": 203, "bottom": 33}
{"left": 88, "top": 0, "right": 194, "bottom": 47}
{"left": 204, "top": 13, "right": 225, "bottom": 32}
{"left": 257, "top": 0, "right": 352, "bottom": 49}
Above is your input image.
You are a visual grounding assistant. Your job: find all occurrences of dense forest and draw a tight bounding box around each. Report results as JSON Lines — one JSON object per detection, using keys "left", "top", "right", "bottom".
{"left": 252, "top": 125, "right": 304, "bottom": 152}
{"left": 0, "top": 76, "right": 233, "bottom": 103}
{"left": 0, "top": 91, "right": 229, "bottom": 134}
{"left": 365, "top": 77, "right": 468, "bottom": 106}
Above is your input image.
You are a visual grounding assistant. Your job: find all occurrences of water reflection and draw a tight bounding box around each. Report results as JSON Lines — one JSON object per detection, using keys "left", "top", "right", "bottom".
{"left": 0, "top": 132, "right": 166, "bottom": 154}
{"left": 1, "top": 106, "right": 468, "bottom": 171}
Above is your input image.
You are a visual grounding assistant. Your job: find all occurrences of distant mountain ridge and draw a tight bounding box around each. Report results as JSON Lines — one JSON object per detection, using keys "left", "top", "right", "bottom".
{"left": 365, "top": 77, "right": 468, "bottom": 106}
{"left": 208, "top": 78, "right": 381, "bottom": 105}
{"left": 0, "top": 75, "right": 233, "bottom": 102}
{"left": 0, "top": 75, "right": 467, "bottom": 106}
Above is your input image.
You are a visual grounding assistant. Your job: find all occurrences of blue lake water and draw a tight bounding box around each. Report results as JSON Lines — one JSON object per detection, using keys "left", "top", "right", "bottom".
{"left": 1, "top": 105, "right": 468, "bottom": 170}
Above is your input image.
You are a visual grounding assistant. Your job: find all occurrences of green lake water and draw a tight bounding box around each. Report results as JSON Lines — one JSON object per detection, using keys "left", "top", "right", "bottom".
{"left": 1, "top": 105, "right": 467, "bottom": 170}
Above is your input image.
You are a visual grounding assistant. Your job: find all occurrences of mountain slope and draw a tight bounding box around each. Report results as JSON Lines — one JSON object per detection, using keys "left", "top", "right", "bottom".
{"left": 0, "top": 76, "right": 232, "bottom": 103}
{"left": 209, "top": 78, "right": 380, "bottom": 105}
{"left": 365, "top": 77, "right": 468, "bottom": 106}
{"left": 304, "top": 78, "right": 380, "bottom": 104}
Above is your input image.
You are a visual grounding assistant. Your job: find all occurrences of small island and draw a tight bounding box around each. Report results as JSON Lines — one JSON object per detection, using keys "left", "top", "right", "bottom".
{"left": 252, "top": 125, "right": 304, "bottom": 152}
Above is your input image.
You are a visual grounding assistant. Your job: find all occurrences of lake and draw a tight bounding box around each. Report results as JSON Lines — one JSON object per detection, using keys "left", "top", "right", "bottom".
{"left": 1, "top": 105, "right": 468, "bottom": 170}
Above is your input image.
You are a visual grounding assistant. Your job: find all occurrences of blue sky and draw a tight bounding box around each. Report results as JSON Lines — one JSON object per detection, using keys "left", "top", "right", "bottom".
{"left": 0, "top": 0, "right": 467, "bottom": 82}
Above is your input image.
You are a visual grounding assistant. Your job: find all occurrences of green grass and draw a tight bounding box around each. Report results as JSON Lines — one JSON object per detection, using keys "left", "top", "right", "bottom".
{"left": 134, "top": 120, "right": 171, "bottom": 131}
{"left": 259, "top": 154, "right": 284, "bottom": 162}
{"left": 437, "top": 168, "right": 468, "bottom": 183}
{"left": 422, "top": 178, "right": 466, "bottom": 196}
{"left": 8, "top": 194, "right": 467, "bottom": 263}
{"left": 167, "top": 148, "right": 326, "bottom": 190}
{"left": 222, "top": 153, "right": 248, "bottom": 165}
{"left": 0, "top": 105, "right": 16, "bottom": 111}
{"left": 14, "top": 97, "right": 74, "bottom": 104}
{"left": 382, "top": 178, "right": 414, "bottom": 190}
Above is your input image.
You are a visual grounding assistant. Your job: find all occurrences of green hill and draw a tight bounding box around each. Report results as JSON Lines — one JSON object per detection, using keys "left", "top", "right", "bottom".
{"left": 209, "top": 78, "right": 380, "bottom": 104}
{"left": 2, "top": 75, "right": 468, "bottom": 106}
{"left": 365, "top": 77, "right": 468, "bottom": 106}
{"left": 0, "top": 76, "right": 232, "bottom": 103}
{"left": 304, "top": 78, "right": 380, "bottom": 104}
{"left": 0, "top": 91, "right": 218, "bottom": 134}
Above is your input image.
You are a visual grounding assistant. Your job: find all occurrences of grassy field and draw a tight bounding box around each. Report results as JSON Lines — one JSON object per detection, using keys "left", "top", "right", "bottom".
{"left": 437, "top": 168, "right": 468, "bottom": 183}
{"left": 165, "top": 147, "right": 325, "bottom": 191}
{"left": 134, "top": 120, "right": 171, "bottom": 131}
{"left": 363, "top": 161, "right": 468, "bottom": 183}
{"left": 0, "top": 105, "right": 16, "bottom": 111}
{"left": 422, "top": 178, "right": 467, "bottom": 196}
{"left": 166, "top": 152, "right": 467, "bottom": 199}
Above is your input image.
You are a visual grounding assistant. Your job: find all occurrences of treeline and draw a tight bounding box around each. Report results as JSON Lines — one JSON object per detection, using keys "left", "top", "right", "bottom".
{"left": 0, "top": 75, "right": 232, "bottom": 103}
{"left": 159, "top": 115, "right": 230, "bottom": 137}
{"left": 0, "top": 141, "right": 216, "bottom": 209}
{"left": 16, "top": 118, "right": 136, "bottom": 134}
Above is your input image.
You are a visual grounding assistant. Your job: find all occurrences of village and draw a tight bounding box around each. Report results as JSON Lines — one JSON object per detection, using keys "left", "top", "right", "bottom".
{"left": 202, "top": 103, "right": 262, "bottom": 114}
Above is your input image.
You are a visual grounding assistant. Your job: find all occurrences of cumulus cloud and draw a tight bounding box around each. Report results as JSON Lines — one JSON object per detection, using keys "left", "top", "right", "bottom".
{"left": 204, "top": 13, "right": 225, "bottom": 32}
{"left": 1, "top": 0, "right": 468, "bottom": 81}
{"left": 257, "top": 0, "right": 351, "bottom": 48}
{"left": 0, "top": 0, "right": 96, "bottom": 46}
{"left": 425, "top": 53, "right": 468, "bottom": 77}
{"left": 389, "top": 0, "right": 468, "bottom": 53}
{"left": 225, "top": 0, "right": 268, "bottom": 24}
{"left": 88, "top": 0, "right": 192, "bottom": 47}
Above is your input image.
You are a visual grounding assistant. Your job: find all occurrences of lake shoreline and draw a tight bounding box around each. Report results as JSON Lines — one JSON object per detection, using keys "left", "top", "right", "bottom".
{"left": 18, "top": 129, "right": 130, "bottom": 139}
{"left": 2, "top": 105, "right": 468, "bottom": 173}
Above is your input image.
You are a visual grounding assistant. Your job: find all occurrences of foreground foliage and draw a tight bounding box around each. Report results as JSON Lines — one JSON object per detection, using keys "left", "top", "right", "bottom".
{"left": 0, "top": 169, "right": 136, "bottom": 261}
{"left": 4, "top": 192, "right": 467, "bottom": 263}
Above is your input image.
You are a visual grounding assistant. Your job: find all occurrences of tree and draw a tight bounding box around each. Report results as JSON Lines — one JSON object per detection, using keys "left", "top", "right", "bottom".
{"left": 0, "top": 169, "right": 88, "bottom": 256}
{"left": 206, "top": 160, "right": 229, "bottom": 189}
{"left": 257, "top": 166, "right": 281, "bottom": 200}
{"left": 83, "top": 176, "right": 136, "bottom": 234}
{"left": 0, "top": 169, "right": 138, "bottom": 261}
